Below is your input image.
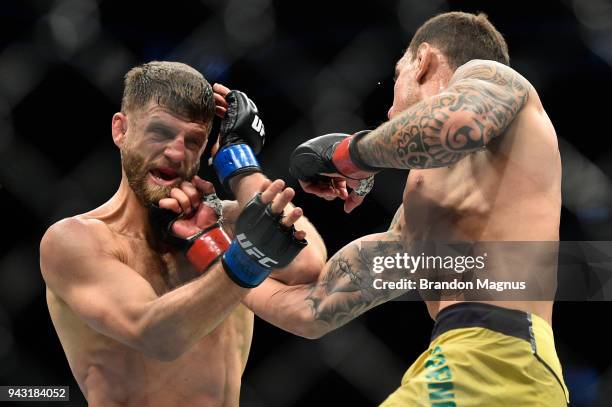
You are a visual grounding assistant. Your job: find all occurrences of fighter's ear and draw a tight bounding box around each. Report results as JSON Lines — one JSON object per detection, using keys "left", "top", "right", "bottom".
{"left": 112, "top": 112, "right": 128, "bottom": 147}
{"left": 415, "top": 43, "right": 434, "bottom": 84}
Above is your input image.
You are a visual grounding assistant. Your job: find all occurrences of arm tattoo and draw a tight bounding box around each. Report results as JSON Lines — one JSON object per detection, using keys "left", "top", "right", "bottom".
{"left": 359, "top": 61, "right": 531, "bottom": 169}
{"left": 305, "top": 241, "right": 404, "bottom": 329}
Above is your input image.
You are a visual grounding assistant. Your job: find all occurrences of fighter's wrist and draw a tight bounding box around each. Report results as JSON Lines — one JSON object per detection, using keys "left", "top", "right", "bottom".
{"left": 332, "top": 132, "right": 380, "bottom": 179}
{"left": 185, "top": 223, "right": 232, "bottom": 273}
{"left": 212, "top": 144, "right": 262, "bottom": 191}
{"left": 221, "top": 240, "right": 272, "bottom": 288}
{"left": 349, "top": 130, "right": 381, "bottom": 173}
{"left": 228, "top": 171, "right": 269, "bottom": 197}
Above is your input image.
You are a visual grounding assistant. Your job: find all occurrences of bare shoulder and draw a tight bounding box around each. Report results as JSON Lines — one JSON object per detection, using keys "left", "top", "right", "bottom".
{"left": 452, "top": 60, "right": 530, "bottom": 88}
{"left": 42, "top": 216, "right": 113, "bottom": 249}
{"left": 40, "top": 217, "right": 116, "bottom": 277}
{"left": 452, "top": 59, "right": 533, "bottom": 104}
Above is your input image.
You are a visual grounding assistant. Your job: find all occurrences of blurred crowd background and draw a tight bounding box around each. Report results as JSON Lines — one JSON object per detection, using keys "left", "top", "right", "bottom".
{"left": 1, "top": 0, "right": 612, "bottom": 405}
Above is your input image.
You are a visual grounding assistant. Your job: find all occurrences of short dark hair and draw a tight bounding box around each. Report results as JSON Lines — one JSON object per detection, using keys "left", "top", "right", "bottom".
{"left": 121, "top": 61, "right": 215, "bottom": 124}
{"left": 408, "top": 12, "right": 510, "bottom": 69}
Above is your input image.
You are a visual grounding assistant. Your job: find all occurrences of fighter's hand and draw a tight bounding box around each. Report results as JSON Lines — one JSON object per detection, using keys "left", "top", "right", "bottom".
{"left": 213, "top": 83, "right": 230, "bottom": 118}
{"left": 342, "top": 177, "right": 371, "bottom": 213}
{"left": 298, "top": 175, "right": 370, "bottom": 213}
{"left": 258, "top": 179, "right": 306, "bottom": 241}
{"left": 299, "top": 177, "right": 360, "bottom": 212}
{"left": 298, "top": 176, "right": 347, "bottom": 201}
{"left": 209, "top": 83, "right": 231, "bottom": 157}
{"left": 158, "top": 176, "right": 219, "bottom": 238}
{"left": 221, "top": 178, "right": 308, "bottom": 288}
{"left": 211, "top": 83, "right": 265, "bottom": 190}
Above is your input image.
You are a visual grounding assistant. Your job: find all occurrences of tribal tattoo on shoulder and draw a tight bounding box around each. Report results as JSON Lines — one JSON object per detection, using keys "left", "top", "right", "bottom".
{"left": 359, "top": 61, "right": 531, "bottom": 169}
{"left": 304, "top": 240, "right": 405, "bottom": 329}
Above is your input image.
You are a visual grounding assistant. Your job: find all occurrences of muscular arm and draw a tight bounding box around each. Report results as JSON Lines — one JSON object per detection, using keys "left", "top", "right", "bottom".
{"left": 358, "top": 60, "right": 531, "bottom": 169}
{"left": 243, "top": 206, "right": 406, "bottom": 338}
{"left": 40, "top": 219, "right": 248, "bottom": 361}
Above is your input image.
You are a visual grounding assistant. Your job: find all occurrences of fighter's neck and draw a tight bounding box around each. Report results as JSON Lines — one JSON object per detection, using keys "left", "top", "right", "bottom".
{"left": 95, "top": 173, "right": 152, "bottom": 239}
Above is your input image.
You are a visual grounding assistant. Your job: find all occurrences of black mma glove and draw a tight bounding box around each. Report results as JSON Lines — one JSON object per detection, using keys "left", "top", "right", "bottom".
{"left": 289, "top": 130, "right": 379, "bottom": 183}
{"left": 222, "top": 193, "right": 308, "bottom": 288}
{"left": 213, "top": 90, "right": 266, "bottom": 190}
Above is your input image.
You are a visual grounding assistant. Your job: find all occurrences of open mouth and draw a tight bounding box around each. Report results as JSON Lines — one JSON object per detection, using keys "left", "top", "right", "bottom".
{"left": 149, "top": 167, "right": 180, "bottom": 185}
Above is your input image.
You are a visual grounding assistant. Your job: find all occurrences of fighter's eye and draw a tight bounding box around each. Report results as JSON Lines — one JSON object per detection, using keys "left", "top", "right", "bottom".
{"left": 150, "top": 128, "right": 173, "bottom": 140}
{"left": 186, "top": 138, "right": 203, "bottom": 150}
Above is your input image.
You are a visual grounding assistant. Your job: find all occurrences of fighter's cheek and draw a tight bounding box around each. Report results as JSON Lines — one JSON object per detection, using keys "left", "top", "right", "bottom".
{"left": 183, "top": 155, "right": 201, "bottom": 177}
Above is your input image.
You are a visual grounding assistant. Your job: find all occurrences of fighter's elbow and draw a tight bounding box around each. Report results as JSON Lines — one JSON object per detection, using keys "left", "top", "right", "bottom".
{"left": 299, "top": 327, "right": 328, "bottom": 340}
{"left": 289, "top": 314, "right": 332, "bottom": 340}
{"left": 133, "top": 319, "right": 190, "bottom": 362}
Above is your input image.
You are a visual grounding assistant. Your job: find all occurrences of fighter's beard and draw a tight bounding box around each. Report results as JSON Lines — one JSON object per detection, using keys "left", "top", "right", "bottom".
{"left": 121, "top": 149, "right": 199, "bottom": 206}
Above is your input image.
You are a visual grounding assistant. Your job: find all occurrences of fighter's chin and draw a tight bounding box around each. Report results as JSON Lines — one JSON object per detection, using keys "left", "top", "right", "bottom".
{"left": 140, "top": 184, "right": 172, "bottom": 207}
{"left": 131, "top": 175, "right": 172, "bottom": 205}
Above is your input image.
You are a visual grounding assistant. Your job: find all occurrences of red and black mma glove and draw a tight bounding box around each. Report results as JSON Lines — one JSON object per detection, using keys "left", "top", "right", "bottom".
{"left": 149, "top": 194, "right": 307, "bottom": 287}
{"left": 288, "top": 130, "right": 380, "bottom": 183}
{"left": 148, "top": 204, "right": 231, "bottom": 274}
{"left": 222, "top": 193, "right": 308, "bottom": 288}
{"left": 212, "top": 90, "right": 265, "bottom": 192}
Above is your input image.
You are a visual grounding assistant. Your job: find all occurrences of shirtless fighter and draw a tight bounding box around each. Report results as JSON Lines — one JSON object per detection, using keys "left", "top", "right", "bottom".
{"left": 39, "top": 61, "right": 326, "bottom": 406}
{"left": 244, "top": 12, "right": 569, "bottom": 406}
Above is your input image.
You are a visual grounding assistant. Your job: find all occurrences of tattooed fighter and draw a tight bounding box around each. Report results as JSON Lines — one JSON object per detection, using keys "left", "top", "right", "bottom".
{"left": 244, "top": 12, "right": 569, "bottom": 406}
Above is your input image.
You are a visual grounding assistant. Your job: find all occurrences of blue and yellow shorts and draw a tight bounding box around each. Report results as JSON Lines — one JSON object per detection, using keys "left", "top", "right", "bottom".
{"left": 380, "top": 302, "right": 569, "bottom": 406}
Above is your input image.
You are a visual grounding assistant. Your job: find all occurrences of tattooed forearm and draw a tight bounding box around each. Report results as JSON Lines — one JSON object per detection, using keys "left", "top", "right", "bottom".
{"left": 305, "top": 241, "right": 406, "bottom": 329}
{"left": 358, "top": 61, "right": 530, "bottom": 169}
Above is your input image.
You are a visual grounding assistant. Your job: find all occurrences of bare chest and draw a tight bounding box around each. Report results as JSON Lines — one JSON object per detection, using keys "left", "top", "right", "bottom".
{"left": 119, "top": 236, "right": 198, "bottom": 294}
{"left": 97, "top": 237, "right": 253, "bottom": 400}
{"left": 80, "top": 307, "right": 253, "bottom": 407}
{"left": 402, "top": 160, "right": 492, "bottom": 240}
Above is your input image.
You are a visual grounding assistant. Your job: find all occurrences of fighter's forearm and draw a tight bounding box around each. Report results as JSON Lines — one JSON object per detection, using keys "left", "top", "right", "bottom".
{"left": 245, "top": 237, "right": 406, "bottom": 338}
{"left": 357, "top": 63, "right": 530, "bottom": 170}
{"left": 229, "top": 171, "right": 269, "bottom": 206}
{"left": 303, "top": 242, "right": 410, "bottom": 335}
{"left": 137, "top": 262, "right": 247, "bottom": 360}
